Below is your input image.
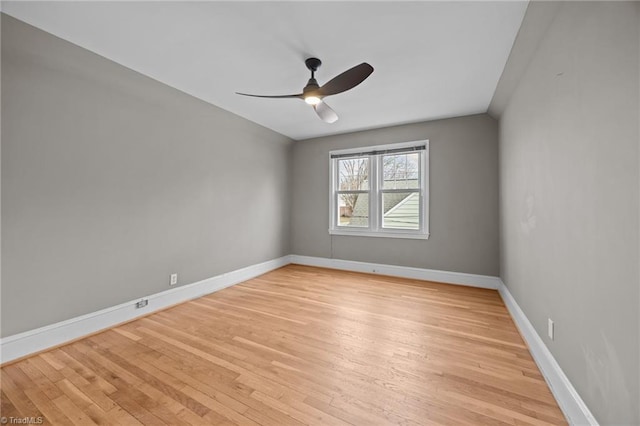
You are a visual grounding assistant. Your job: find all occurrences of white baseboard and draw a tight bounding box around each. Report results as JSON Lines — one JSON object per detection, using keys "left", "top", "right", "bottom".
{"left": 0, "top": 256, "right": 290, "bottom": 364}
{"left": 290, "top": 255, "right": 502, "bottom": 289}
{"left": 498, "top": 282, "right": 598, "bottom": 426}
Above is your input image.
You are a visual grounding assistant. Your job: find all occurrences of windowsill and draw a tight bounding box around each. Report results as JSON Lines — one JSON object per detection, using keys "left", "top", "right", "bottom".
{"left": 328, "top": 229, "right": 430, "bottom": 240}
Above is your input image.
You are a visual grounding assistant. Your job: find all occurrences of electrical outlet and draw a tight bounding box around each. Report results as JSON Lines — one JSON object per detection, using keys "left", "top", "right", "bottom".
{"left": 548, "top": 318, "right": 554, "bottom": 340}
{"left": 135, "top": 299, "right": 148, "bottom": 309}
{"left": 170, "top": 273, "right": 178, "bottom": 286}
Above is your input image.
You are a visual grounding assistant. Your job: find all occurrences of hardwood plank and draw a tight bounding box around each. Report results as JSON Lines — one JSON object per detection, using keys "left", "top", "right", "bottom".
{"left": 17, "top": 359, "right": 63, "bottom": 401}
{"left": 22, "top": 385, "right": 73, "bottom": 425}
{"left": 51, "top": 393, "right": 99, "bottom": 426}
{"left": 250, "top": 390, "right": 349, "bottom": 426}
{"left": 28, "top": 356, "right": 64, "bottom": 383}
{"left": 0, "top": 369, "right": 44, "bottom": 419}
{"left": 0, "top": 265, "right": 566, "bottom": 425}
{"left": 0, "top": 389, "right": 23, "bottom": 419}
{"left": 55, "top": 379, "right": 112, "bottom": 425}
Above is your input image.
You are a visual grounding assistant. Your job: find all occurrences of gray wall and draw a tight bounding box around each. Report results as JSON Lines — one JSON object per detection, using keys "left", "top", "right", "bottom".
{"left": 291, "top": 114, "right": 499, "bottom": 276}
{"left": 1, "top": 15, "right": 293, "bottom": 337}
{"left": 496, "top": 2, "right": 639, "bottom": 424}
{"left": 0, "top": 12, "right": 3, "bottom": 336}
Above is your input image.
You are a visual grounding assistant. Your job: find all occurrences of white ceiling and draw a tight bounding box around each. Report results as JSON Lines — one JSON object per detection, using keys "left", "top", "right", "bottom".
{"left": 3, "top": 1, "right": 528, "bottom": 140}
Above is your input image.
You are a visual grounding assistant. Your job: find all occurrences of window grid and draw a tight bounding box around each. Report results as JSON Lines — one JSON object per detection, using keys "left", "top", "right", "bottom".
{"left": 329, "top": 141, "right": 429, "bottom": 239}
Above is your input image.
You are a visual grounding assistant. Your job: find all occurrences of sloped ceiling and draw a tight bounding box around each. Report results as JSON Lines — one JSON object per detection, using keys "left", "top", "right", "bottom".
{"left": 3, "top": 1, "right": 528, "bottom": 140}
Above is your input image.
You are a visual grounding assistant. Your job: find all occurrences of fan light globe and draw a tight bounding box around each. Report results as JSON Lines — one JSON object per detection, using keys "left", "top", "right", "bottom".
{"left": 304, "top": 96, "right": 321, "bottom": 106}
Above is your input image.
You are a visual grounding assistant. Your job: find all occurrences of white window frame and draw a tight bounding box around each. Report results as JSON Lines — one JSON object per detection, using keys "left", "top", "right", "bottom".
{"left": 329, "top": 140, "right": 429, "bottom": 240}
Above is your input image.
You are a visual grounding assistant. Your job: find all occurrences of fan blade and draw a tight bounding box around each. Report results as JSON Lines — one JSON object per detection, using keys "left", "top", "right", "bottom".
{"left": 236, "top": 92, "right": 302, "bottom": 99}
{"left": 313, "top": 101, "right": 338, "bottom": 123}
{"left": 318, "top": 63, "right": 374, "bottom": 97}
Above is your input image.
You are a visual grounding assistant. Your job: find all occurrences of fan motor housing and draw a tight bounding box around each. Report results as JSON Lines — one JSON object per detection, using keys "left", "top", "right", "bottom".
{"left": 303, "top": 78, "right": 320, "bottom": 96}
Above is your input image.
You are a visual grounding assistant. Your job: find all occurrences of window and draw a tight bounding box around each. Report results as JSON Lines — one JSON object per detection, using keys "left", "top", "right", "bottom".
{"left": 329, "top": 140, "right": 429, "bottom": 239}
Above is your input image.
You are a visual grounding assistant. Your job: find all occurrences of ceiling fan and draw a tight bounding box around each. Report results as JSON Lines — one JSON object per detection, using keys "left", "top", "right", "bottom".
{"left": 236, "top": 58, "right": 374, "bottom": 124}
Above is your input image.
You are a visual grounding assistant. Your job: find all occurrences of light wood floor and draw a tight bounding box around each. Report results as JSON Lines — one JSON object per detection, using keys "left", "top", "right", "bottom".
{"left": 1, "top": 265, "right": 566, "bottom": 425}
